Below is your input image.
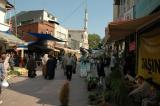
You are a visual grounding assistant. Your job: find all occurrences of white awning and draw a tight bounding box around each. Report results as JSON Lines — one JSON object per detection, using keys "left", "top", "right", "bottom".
{"left": 0, "top": 31, "right": 25, "bottom": 44}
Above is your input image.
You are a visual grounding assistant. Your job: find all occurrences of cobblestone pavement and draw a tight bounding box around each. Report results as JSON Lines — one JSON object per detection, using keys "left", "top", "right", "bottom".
{"left": 1, "top": 63, "right": 88, "bottom": 106}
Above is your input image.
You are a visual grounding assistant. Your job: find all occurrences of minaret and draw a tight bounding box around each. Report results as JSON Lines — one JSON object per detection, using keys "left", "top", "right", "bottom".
{"left": 84, "top": 0, "right": 88, "bottom": 31}
{"left": 83, "top": 0, "right": 89, "bottom": 49}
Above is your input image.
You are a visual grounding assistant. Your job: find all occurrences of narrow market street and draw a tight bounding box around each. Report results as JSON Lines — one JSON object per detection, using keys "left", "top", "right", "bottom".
{"left": 1, "top": 63, "right": 88, "bottom": 106}
{"left": 0, "top": 0, "right": 160, "bottom": 106}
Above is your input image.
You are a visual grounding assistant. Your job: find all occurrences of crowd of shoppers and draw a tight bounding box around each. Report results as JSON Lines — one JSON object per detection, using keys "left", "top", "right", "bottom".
{"left": 0, "top": 49, "right": 159, "bottom": 106}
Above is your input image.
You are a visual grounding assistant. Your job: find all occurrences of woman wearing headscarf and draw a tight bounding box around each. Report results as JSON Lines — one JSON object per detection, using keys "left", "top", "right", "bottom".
{"left": 41, "top": 54, "right": 48, "bottom": 78}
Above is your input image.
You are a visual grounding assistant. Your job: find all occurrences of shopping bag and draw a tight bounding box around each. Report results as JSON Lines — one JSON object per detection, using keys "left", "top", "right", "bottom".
{"left": 1, "top": 79, "right": 9, "bottom": 88}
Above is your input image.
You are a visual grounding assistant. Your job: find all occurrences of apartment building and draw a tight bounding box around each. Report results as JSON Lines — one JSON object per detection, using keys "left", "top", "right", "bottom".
{"left": 113, "top": 0, "right": 135, "bottom": 21}
{"left": 11, "top": 10, "right": 68, "bottom": 50}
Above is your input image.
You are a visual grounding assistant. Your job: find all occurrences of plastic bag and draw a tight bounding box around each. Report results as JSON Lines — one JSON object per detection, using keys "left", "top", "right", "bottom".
{"left": 1, "top": 79, "right": 9, "bottom": 88}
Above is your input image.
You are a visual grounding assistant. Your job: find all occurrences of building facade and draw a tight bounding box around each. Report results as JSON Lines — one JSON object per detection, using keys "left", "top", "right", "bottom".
{"left": 13, "top": 10, "right": 57, "bottom": 27}
{"left": 113, "top": 0, "right": 160, "bottom": 21}
{"left": 12, "top": 9, "right": 89, "bottom": 51}
{"left": 135, "top": 0, "right": 160, "bottom": 18}
{"left": 67, "top": 3, "right": 89, "bottom": 50}
{"left": 68, "top": 29, "right": 88, "bottom": 50}
{"left": 0, "top": 0, "right": 13, "bottom": 31}
{"left": 0, "top": 0, "right": 24, "bottom": 52}
{"left": 12, "top": 10, "right": 68, "bottom": 50}
{"left": 17, "top": 21, "right": 55, "bottom": 41}
{"left": 105, "top": 0, "right": 160, "bottom": 79}
{"left": 54, "top": 24, "right": 68, "bottom": 48}
{"left": 113, "top": 0, "right": 135, "bottom": 21}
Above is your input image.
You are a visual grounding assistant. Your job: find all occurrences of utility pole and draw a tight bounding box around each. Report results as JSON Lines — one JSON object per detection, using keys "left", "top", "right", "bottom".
{"left": 14, "top": 0, "right": 17, "bottom": 36}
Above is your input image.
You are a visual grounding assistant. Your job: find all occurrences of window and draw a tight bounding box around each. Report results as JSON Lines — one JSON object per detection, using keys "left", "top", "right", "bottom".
{"left": 81, "top": 34, "right": 83, "bottom": 39}
{"left": 69, "top": 34, "right": 71, "bottom": 38}
{"left": 47, "top": 13, "right": 53, "bottom": 19}
{"left": 46, "top": 29, "right": 48, "bottom": 34}
{"left": 21, "top": 19, "right": 33, "bottom": 25}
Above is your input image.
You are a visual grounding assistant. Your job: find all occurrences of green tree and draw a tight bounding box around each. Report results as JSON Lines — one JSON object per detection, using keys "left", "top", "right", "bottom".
{"left": 88, "top": 33, "right": 101, "bottom": 49}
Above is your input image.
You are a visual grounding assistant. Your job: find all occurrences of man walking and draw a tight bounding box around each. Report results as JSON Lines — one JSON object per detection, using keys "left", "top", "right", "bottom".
{"left": 65, "top": 53, "right": 73, "bottom": 81}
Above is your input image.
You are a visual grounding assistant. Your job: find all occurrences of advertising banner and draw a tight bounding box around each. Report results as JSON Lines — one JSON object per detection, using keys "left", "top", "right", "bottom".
{"left": 138, "top": 29, "right": 160, "bottom": 85}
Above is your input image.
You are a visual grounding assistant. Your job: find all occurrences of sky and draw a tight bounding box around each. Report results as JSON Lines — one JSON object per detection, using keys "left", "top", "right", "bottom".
{"left": 8, "top": 0, "right": 113, "bottom": 38}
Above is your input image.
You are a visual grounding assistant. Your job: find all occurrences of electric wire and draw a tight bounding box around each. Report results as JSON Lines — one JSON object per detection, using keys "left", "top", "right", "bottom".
{"left": 60, "top": 0, "right": 85, "bottom": 24}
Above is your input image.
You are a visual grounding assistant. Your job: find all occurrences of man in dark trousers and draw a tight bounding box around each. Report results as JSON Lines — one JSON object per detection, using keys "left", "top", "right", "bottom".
{"left": 65, "top": 53, "right": 73, "bottom": 81}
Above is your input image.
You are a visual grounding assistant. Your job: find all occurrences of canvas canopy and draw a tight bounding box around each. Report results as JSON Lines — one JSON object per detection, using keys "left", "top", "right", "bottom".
{"left": 28, "top": 32, "right": 66, "bottom": 42}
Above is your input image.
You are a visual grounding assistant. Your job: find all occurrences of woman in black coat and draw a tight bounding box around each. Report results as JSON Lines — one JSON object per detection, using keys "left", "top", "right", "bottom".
{"left": 27, "top": 54, "right": 36, "bottom": 78}
{"left": 97, "top": 58, "right": 105, "bottom": 78}
{"left": 46, "top": 55, "right": 57, "bottom": 80}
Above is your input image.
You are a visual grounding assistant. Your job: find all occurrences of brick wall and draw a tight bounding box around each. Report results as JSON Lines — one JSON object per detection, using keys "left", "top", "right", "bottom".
{"left": 17, "top": 21, "right": 55, "bottom": 42}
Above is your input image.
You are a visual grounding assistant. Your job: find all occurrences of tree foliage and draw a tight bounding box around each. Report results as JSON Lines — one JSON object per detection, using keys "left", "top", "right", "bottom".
{"left": 88, "top": 33, "right": 101, "bottom": 49}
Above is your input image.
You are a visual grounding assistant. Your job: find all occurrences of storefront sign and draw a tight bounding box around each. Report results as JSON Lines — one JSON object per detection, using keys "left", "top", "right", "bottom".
{"left": 138, "top": 32, "right": 160, "bottom": 85}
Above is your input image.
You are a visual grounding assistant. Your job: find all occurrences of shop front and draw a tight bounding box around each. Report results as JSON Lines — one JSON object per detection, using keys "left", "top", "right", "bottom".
{"left": 137, "top": 15, "right": 160, "bottom": 84}
{"left": 105, "top": 11, "right": 160, "bottom": 78}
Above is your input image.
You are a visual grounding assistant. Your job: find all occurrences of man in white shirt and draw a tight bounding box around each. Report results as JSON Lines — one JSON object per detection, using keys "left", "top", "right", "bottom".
{"left": 65, "top": 53, "right": 73, "bottom": 81}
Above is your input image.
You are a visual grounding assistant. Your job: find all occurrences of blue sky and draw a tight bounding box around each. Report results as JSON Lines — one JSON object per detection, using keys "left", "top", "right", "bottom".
{"left": 8, "top": 0, "right": 113, "bottom": 38}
